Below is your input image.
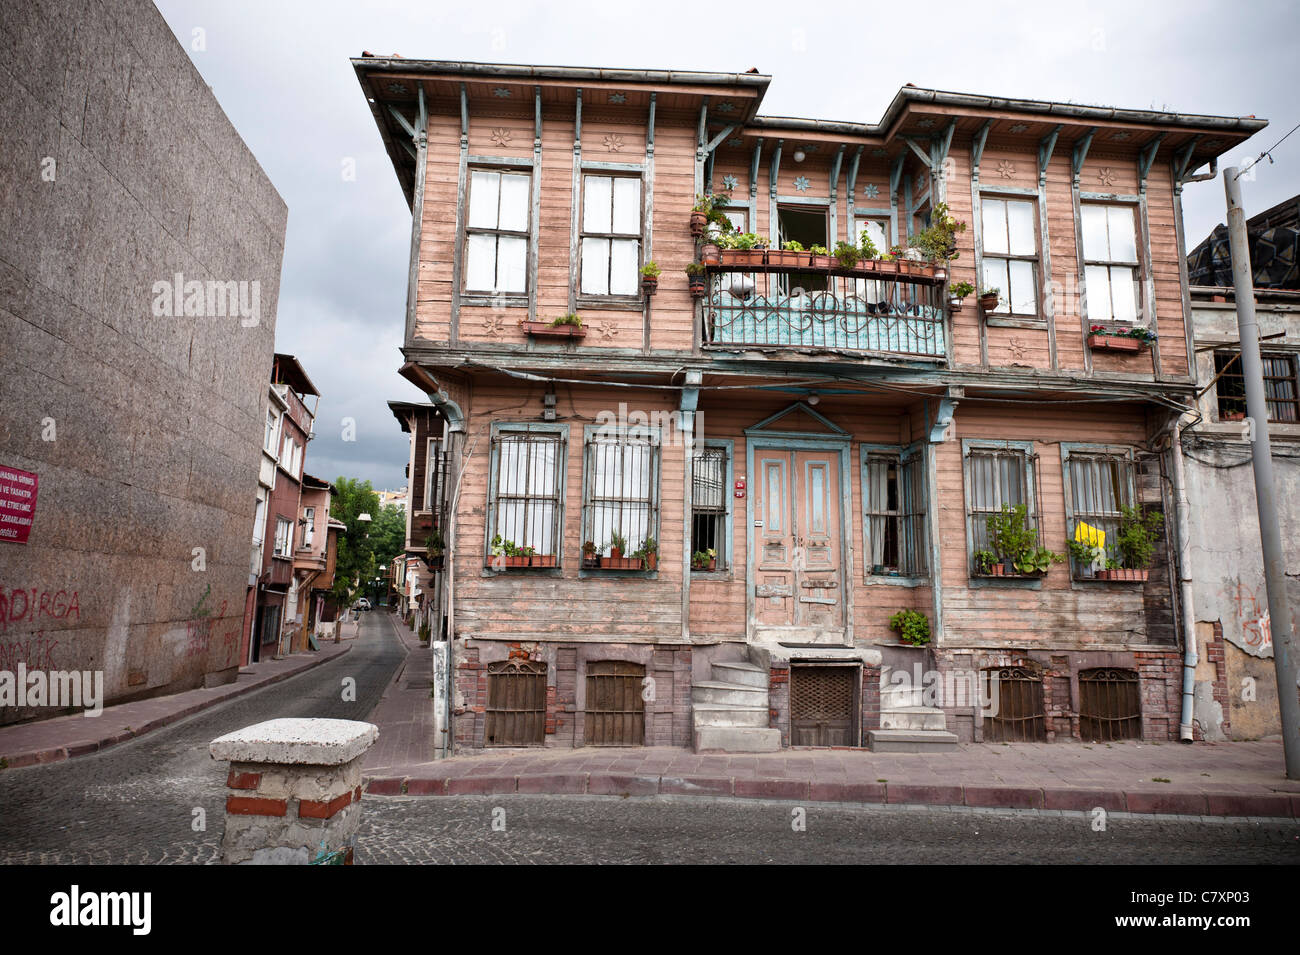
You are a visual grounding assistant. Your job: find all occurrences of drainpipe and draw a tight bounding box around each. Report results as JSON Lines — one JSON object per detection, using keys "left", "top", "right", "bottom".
{"left": 1170, "top": 413, "right": 1199, "bottom": 741}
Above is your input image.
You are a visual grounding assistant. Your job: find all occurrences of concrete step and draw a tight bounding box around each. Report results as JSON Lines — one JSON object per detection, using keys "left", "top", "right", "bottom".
{"left": 711, "top": 661, "right": 768, "bottom": 688}
{"left": 692, "top": 703, "right": 770, "bottom": 728}
{"left": 691, "top": 681, "right": 767, "bottom": 707}
{"left": 867, "top": 728, "right": 960, "bottom": 753}
{"left": 879, "top": 684, "right": 926, "bottom": 708}
{"left": 694, "top": 726, "right": 782, "bottom": 753}
{"left": 879, "top": 706, "right": 948, "bottom": 731}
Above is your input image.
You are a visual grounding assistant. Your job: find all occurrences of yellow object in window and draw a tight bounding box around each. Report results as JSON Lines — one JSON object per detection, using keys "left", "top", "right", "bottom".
{"left": 1073, "top": 521, "right": 1105, "bottom": 549}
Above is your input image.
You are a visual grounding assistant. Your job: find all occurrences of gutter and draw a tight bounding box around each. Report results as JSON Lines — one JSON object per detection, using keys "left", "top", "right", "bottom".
{"left": 1170, "top": 413, "right": 1200, "bottom": 741}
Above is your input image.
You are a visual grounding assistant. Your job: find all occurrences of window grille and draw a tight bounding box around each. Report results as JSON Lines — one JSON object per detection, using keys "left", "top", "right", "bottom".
{"left": 1214, "top": 351, "right": 1299, "bottom": 422}
{"left": 863, "top": 448, "right": 928, "bottom": 576}
{"left": 982, "top": 666, "right": 1046, "bottom": 741}
{"left": 484, "top": 660, "right": 547, "bottom": 746}
{"left": 1063, "top": 449, "right": 1134, "bottom": 578}
{"left": 1079, "top": 668, "right": 1142, "bottom": 741}
{"left": 487, "top": 429, "right": 564, "bottom": 562}
{"left": 691, "top": 445, "right": 728, "bottom": 571}
{"left": 582, "top": 431, "right": 659, "bottom": 561}
{"left": 584, "top": 661, "right": 646, "bottom": 746}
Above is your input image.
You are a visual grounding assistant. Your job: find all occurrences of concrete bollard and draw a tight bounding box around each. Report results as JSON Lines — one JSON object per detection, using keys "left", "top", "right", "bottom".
{"left": 209, "top": 717, "right": 379, "bottom": 865}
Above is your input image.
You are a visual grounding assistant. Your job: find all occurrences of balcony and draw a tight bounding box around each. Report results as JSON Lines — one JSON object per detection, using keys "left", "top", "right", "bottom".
{"left": 702, "top": 257, "right": 948, "bottom": 362}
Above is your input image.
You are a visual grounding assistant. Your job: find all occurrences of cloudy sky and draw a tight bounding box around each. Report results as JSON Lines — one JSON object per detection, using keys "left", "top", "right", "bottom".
{"left": 154, "top": 0, "right": 1299, "bottom": 491}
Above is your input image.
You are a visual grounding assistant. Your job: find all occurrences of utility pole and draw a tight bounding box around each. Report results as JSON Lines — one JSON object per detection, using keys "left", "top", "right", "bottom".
{"left": 1224, "top": 167, "right": 1300, "bottom": 778}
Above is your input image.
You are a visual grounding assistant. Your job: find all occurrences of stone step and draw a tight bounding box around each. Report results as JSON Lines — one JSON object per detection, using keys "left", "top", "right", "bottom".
{"left": 879, "top": 706, "right": 948, "bottom": 731}
{"left": 691, "top": 681, "right": 768, "bottom": 707}
{"left": 867, "top": 729, "right": 960, "bottom": 753}
{"left": 711, "top": 661, "right": 768, "bottom": 688}
{"left": 879, "top": 684, "right": 926, "bottom": 707}
{"left": 694, "top": 726, "right": 782, "bottom": 753}
{"left": 692, "top": 703, "right": 770, "bottom": 728}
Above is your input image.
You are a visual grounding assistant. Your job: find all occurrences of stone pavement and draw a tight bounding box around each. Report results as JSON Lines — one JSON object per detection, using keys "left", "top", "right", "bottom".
{"left": 0, "top": 642, "right": 350, "bottom": 768}
{"left": 362, "top": 672, "right": 1300, "bottom": 817}
{"left": 363, "top": 611, "right": 440, "bottom": 773}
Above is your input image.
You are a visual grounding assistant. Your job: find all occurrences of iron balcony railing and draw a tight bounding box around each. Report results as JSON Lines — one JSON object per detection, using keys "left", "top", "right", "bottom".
{"left": 702, "top": 261, "right": 948, "bottom": 361}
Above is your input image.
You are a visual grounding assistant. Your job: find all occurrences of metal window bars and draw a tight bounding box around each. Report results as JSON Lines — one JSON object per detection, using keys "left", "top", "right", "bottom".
{"left": 864, "top": 451, "right": 928, "bottom": 576}
{"left": 690, "top": 446, "right": 727, "bottom": 570}
{"left": 583, "top": 432, "right": 659, "bottom": 563}
{"left": 1066, "top": 453, "right": 1132, "bottom": 578}
{"left": 966, "top": 448, "right": 1042, "bottom": 571}
{"left": 489, "top": 431, "right": 563, "bottom": 562}
{"left": 703, "top": 268, "right": 946, "bottom": 359}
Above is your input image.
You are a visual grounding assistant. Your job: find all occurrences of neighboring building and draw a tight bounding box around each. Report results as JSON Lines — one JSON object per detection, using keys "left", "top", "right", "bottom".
{"left": 290, "top": 474, "right": 342, "bottom": 651}
{"left": 378, "top": 488, "right": 409, "bottom": 512}
{"left": 249, "top": 355, "right": 320, "bottom": 662}
{"left": 1181, "top": 284, "right": 1300, "bottom": 740}
{"left": 0, "top": 0, "right": 287, "bottom": 724}
{"left": 356, "top": 57, "right": 1265, "bottom": 752}
{"left": 388, "top": 401, "right": 447, "bottom": 639}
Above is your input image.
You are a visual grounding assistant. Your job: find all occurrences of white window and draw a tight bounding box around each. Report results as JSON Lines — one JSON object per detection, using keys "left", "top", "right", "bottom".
{"left": 581, "top": 175, "right": 641, "bottom": 296}
{"left": 302, "top": 507, "right": 315, "bottom": 548}
{"left": 280, "top": 432, "right": 293, "bottom": 470}
{"left": 274, "top": 518, "right": 293, "bottom": 557}
{"left": 465, "top": 169, "right": 530, "bottom": 293}
{"left": 487, "top": 428, "right": 565, "bottom": 561}
{"left": 980, "top": 196, "right": 1039, "bottom": 316}
{"left": 291, "top": 441, "right": 302, "bottom": 479}
{"left": 722, "top": 208, "right": 748, "bottom": 233}
{"left": 264, "top": 411, "right": 278, "bottom": 452}
{"left": 855, "top": 217, "right": 889, "bottom": 255}
{"left": 1082, "top": 204, "right": 1140, "bottom": 325}
{"left": 252, "top": 498, "right": 266, "bottom": 547}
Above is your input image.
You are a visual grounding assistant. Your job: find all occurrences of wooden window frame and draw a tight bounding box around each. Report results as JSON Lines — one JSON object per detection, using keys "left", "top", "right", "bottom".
{"left": 273, "top": 517, "right": 293, "bottom": 558}
{"left": 977, "top": 192, "right": 1042, "bottom": 322}
{"left": 1060, "top": 443, "right": 1137, "bottom": 580}
{"left": 1080, "top": 201, "right": 1143, "bottom": 328}
{"left": 690, "top": 439, "right": 733, "bottom": 575}
{"left": 485, "top": 423, "right": 568, "bottom": 571}
{"left": 961, "top": 438, "right": 1041, "bottom": 578}
{"left": 420, "top": 435, "right": 444, "bottom": 515}
{"left": 578, "top": 172, "right": 643, "bottom": 303}
{"left": 463, "top": 167, "right": 532, "bottom": 297}
{"left": 580, "top": 423, "right": 661, "bottom": 576}
{"left": 1214, "top": 350, "right": 1300, "bottom": 424}
{"left": 860, "top": 442, "right": 929, "bottom": 582}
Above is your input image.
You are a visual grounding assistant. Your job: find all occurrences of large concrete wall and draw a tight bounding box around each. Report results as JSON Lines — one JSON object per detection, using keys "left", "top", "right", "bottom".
{"left": 0, "top": 0, "right": 287, "bottom": 723}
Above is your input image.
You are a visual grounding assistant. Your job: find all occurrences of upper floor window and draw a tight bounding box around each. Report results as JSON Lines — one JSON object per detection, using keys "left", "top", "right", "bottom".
{"left": 487, "top": 427, "right": 565, "bottom": 564}
{"left": 264, "top": 411, "right": 278, "bottom": 453}
{"left": 1082, "top": 203, "right": 1140, "bottom": 325}
{"left": 980, "top": 196, "right": 1038, "bottom": 317}
{"left": 274, "top": 517, "right": 293, "bottom": 557}
{"left": 302, "top": 506, "right": 315, "bottom": 548}
{"left": 1214, "top": 351, "right": 1300, "bottom": 423}
{"left": 465, "top": 169, "right": 530, "bottom": 293}
{"left": 863, "top": 446, "right": 928, "bottom": 577}
{"left": 580, "top": 175, "right": 641, "bottom": 296}
{"left": 583, "top": 427, "right": 659, "bottom": 563}
{"left": 424, "top": 437, "right": 445, "bottom": 515}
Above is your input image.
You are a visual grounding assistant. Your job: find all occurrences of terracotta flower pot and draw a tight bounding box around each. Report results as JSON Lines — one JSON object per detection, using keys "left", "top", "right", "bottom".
{"left": 1097, "top": 568, "right": 1147, "bottom": 582}
{"left": 720, "top": 249, "right": 765, "bottom": 268}
{"left": 808, "top": 254, "right": 831, "bottom": 269}
{"left": 642, "top": 554, "right": 657, "bottom": 571}
{"left": 700, "top": 243, "right": 721, "bottom": 265}
{"left": 979, "top": 293, "right": 1000, "bottom": 311}
{"left": 690, "top": 211, "right": 707, "bottom": 235}
{"left": 530, "top": 554, "right": 557, "bottom": 568}
{"left": 767, "top": 250, "right": 804, "bottom": 268}
{"left": 641, "top": 276, "right": 658, "bottom": 295}
{"left": 688, "top": 275, "right": 707, "bottom": 297}
{"left": 692, "top": 558, "right": 716, "bottom": 572}
{"left": 523, "top": 320, "right": 585, "bottom": 339}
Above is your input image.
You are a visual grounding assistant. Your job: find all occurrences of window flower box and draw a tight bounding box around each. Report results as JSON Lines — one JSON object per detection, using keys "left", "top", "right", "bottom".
{"left": 523, "top": 320, "right": 585, "bottom": 339}
{"left": 719, "top": 248, "right": 766, "bottom": 268}
{"left": 1087, "top": 334, "right": 1143, "bottom": 353}
{"left": 1096, "top": 568, "right": 1147, "bottom": 582}
{"left": 598, "top": 556, "right": 642, "bottom": 570}
{"left": 529, "top": 554, "right": 557, "bottom": 568}
{"left": 766, "top": 249, "right": 806, "bottom": 268}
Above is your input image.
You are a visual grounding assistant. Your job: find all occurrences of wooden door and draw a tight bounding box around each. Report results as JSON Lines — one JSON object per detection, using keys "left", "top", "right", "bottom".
{"left": 752, "top": 447, "right": 845, "bottom": 640}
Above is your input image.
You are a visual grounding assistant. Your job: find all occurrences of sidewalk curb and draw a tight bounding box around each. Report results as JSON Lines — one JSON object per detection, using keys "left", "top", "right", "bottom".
{"left": 0, "top": 644, "right": 351, "bottom": 769}
{"left": 360, "top": 771, "right": 1300, "bottom": 819}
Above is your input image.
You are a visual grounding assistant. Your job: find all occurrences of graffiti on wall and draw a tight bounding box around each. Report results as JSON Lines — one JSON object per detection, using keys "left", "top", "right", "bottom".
{"left": 0, "top": 588, "right": 80, "bottom": 632}
{"left": 1226, "top": 582, "right": 1272, "bottom": 655}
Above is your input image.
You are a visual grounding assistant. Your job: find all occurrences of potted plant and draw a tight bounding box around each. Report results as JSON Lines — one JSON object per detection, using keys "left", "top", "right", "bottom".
{"left": 832, "top": 240, "right": 860, "bottom": 270}
{"left": 974, "top": 549, "right": 1000, "bottom": 576}
{"left": 804, "top": 244, "right": 829, "bottom": 269}
{"left": 691, "top": 193, "right": 732, "bottom": 237}
{"left": 424, "top": 529, "right": 445, "bottom": 570}
{"left": 1097, "top": 506, "right": 1163, "bottom": 581}
{"left": 888, "top": 609, "right": 931, "bottom": 647}
{"left": 691, "top": 548, "right": 717, "bottom": 572}
{"left": 1087, "top": 325, "right": 1155, "bottom": 354}
{"left": 685, "top": 262, "right": 708, "bottom": 298}
{"left": 983, "top": 503, "right": 1063, "bottom": 577}
{"left": 524, "top": 313, "right": 586, "bottom": 339}
{"left": 1067, "top": 538, "right": 1105, "bottom": 578}
{"left": 700, "top": 239, "right": 722, "bottom": 266}
{"left": 718, "top": 232, "right": 767, "bottom": 268}
{"left": 489, "top": 535, "right": 530, "bottom": 568}
{"left": 979, "top": 287, "right": 1001, "bottom": 312}
{"left": 640, "top": 261, "right": 661, "bottom": 294}
{"left": 599, "top": 531, "right": 640, "bottom": 570}
{"left": 912, "top": 201, "right": 967, "bottom": 265}
{"left": 581, "top": 539, "right": 600, "bottom": 569}
{"left": 769, "top": 239, "right": 806, "bottom": 268}
{"left": 632, "top": 536, "right": 658, "bottom": 571}
{"left": 949, "top": 280, "right": 975, "bottom": 312}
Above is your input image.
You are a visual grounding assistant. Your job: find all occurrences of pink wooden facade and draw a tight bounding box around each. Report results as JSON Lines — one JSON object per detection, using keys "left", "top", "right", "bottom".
{"left": 358, "top": 58, "right": 1264, "bottom": 750}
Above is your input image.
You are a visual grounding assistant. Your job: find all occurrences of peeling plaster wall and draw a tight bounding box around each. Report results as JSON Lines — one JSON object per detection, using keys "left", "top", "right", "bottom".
{"left": 0, "top": 0, "right": 286, "bottom": 723}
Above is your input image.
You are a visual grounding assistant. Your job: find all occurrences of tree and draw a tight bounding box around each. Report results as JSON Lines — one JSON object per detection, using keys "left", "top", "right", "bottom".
{"left": 370, "top": 503, "right": 406, "bottom": 572}
{"left": 330, "top": 477, "right": 381, "bottom": 609}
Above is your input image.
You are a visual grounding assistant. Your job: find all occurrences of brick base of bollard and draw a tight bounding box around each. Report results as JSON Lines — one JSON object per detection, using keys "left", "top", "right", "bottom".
{"left": 210, "top": 718, "right": 379, "bottom": 865}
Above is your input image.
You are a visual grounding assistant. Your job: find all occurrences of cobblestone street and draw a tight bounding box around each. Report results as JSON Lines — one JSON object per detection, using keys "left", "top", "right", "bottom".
{"left": 0, "top": 612, "right": 1295, "bottom": 864}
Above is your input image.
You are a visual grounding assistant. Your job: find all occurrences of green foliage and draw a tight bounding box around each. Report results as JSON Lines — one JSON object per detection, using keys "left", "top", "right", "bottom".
{"left": 807, "top": 244, "right": 829, "bottom": 256}
{"left": 684, "top": 262, "right": 707, "bottom": 276}
{"left": 691, "top": 548, "right": 717, "bottom": 569}
{"left": 370, "top": 503, "right": 406, "bottom": 571}
{"left": 950, "top": 280, "right": 975, "bottom": 299}
{"left": 781, "top": 239, "right": 805, "bottom": 251}
{"left": 693, "top": 192, "right": 733, "bottom": 231}
{"left": 424, "top": 527, "right": 445, "bottom": 557}
{"left": 582, "top": 539, "right": 599, "bottom": 555}
{"left": 640, "top": 261, "right": 662, "bottom": 278}
{"left": 832, "top": 240, "right": 860, "bottom": 268}
{"left": 717, "top": 231, "right": 769, "bottom": 250}
{"left": 1115, "top": 505, "right": 1164, "bottom": 569}
{"left": 979, "top": 286, "right": 1000, "bottom": 298}
{"left": 418, "top": 621, "right": 431, "bottom": 643}
{"left": 549, "top": 313, "right": 583, "bottom": 327}
{"left": 490, "top": 535, "right": 533, "bottom": 558}
{"left": 1015, "top": 546, "right": 1065, "bottom": 575}
{"left": 910, "top": 202, "right": 967, "bottom": 262}
{"left": 973, "top": 549, "right": 997, "bottom": 573}
{"left": 608, "top": 530, "right": 629, "bottom": 554}
{"left": 857, "top": 230, "right": 880, "bottom": 260}
{"left": 329, "top": 477, "right": 381, "bottom": 609}
{"left": 1068, "top": 538, "right": 1103, "bottom": 566}
{"left": 888, "top": 609, "right": 932, "bottom": 646}
{"left": 986, "top": 503, "right": 1063, "bottom": 575}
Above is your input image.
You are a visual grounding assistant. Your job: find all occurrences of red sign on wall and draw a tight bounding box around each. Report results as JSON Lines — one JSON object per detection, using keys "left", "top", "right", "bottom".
{"left": 0, "top": 466, "right": 38, "bottom": 544}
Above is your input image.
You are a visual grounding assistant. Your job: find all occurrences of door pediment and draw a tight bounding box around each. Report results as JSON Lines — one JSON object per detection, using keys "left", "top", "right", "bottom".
{"left": 745, "top": 402, "right": 849, "bottom": 439}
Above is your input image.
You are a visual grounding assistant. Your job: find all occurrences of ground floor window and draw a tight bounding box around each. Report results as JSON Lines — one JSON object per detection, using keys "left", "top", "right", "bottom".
{"left": 1078, "top": 668, "right": 1141, "bottom": 741}
{"left": 982, "top": 666, "right": 1046, "bottom": 741}
{"left": 484, "top": 660, "right": 547, "bottom": 746}
{"left": 862, "top": 445, "right": 927, "bottom": 576}
{"left": 584, "top": 661, "right": 646, "bottom": 746}
{"left": 691, "top": 443, "right": 729, "bottom": 571}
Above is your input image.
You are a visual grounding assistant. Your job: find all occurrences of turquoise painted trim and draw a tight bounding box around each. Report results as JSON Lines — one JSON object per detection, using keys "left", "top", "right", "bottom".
{"left": 745, "top": 400, "right": 849, "bottom": 436}
{"left": 693, "top": 438, "right": 734, "bottom": 574}
{"left": 485, "top": 422, "right": 570, "bottom": 572}
{"left": 582, "top": 160, "right": 645, "bottom": 172}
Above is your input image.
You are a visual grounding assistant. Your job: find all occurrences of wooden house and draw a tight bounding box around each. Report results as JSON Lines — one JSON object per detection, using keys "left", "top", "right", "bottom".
{"left": 357, "top": 57, "right": 1264, "bottom": 751}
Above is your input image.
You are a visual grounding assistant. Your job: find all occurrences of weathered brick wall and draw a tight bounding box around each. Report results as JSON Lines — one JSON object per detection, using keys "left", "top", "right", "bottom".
{"left": 0, "top": 0, "right": 286, "bottom": 723}
{"left": 860, "top": 664, "right": 880, "bottom": 739}
{"left": 768, "top": 666, "right": 790, "bottom": 748}
{"left": 1136, "top": 650, "right": 1182, "bottom": 741}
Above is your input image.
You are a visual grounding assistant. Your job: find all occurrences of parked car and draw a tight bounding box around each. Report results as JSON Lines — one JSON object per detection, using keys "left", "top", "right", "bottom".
{"left": 354, "top": 598, "right": 372, "bottom": 612}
